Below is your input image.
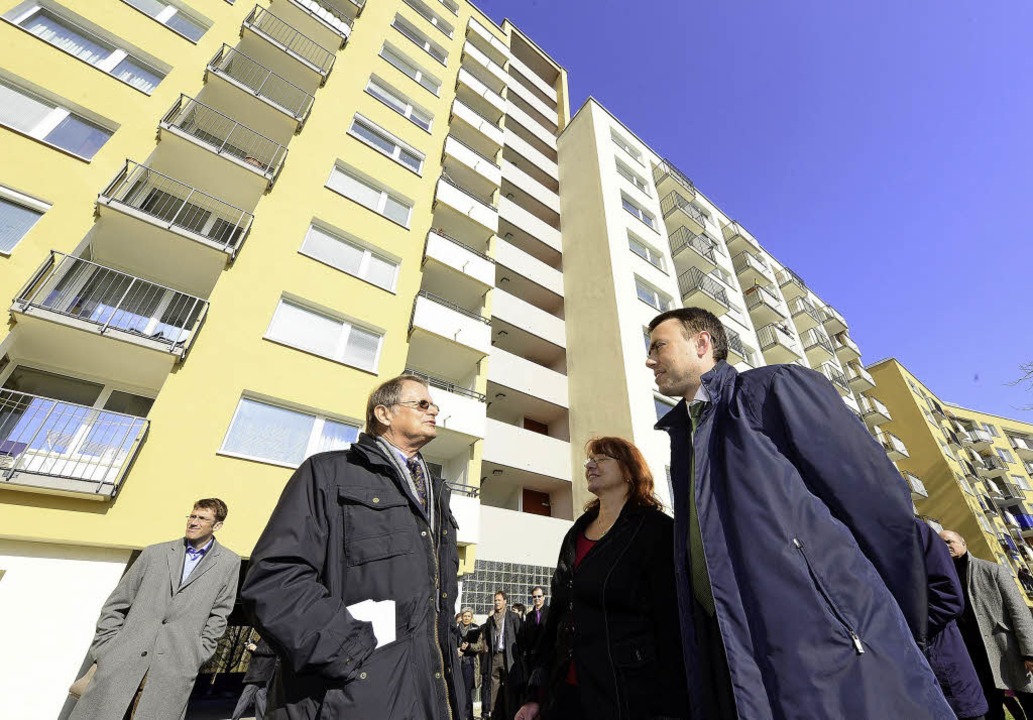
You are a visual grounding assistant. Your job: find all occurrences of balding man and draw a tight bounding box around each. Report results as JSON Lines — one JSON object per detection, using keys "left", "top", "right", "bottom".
{"left": 242, "top": 375, "right": 464, "bottom": 719}
{"left": 941, "top": 529, "right": 1033, "bottom": 720}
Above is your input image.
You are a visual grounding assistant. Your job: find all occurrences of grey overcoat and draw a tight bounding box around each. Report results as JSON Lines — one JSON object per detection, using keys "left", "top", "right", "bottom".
{"left": 70, "top": 538, "right": 240, "bottom": 720}
{"left": 964, "top": 554, "right": 1033, "bottom": 692}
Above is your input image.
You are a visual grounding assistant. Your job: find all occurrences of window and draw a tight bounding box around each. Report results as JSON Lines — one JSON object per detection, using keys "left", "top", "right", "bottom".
{"left": 0, "top": 76, "right": 113, "bottom": 159}
{"left": 628, "top": 232, "right": 664, "bottom": 271}
{"left": 365, "top": 76, "right": 433, "bottom": 131}
{"left": 998, "top": 448, "right": 1015, "bottom": 464}
{"left": 611, "top": 128, "right": 643, "bottom": 166}
{"left": 391, "top": 15, "right": 447, "bottom": 65}
{"left": 621, "top": 194, "right": 655, "bottom": 230}
{"left": 348, "top": 115, "right": 424, "bottom": 173}
{"left": 327, "top": 164, "right": 413, "bottom": 227}
{"left": 634, "top": 277, "right": 671, "bottom": 312}
{"left": 984, "top": 422, "right": 1000, "bottom": 437}
{"left": 5, "top": 4, "right": 166, "bottom": 93}
{"left": 266, "top": 297, "right": 383, "bottom": 371}
{"left": 380, "top": 43, "right": 441, "bottom": 95}
{"left": 1014, "top": 474, "right": 1032, "bottom": 491}
{"left": 402, "top": 0, "right": 453, "bottom": 37}
{"left": 642, "top": 327, "right": 651, "bottom": 354}
{"left": 438, "top": 0, "right": 459, "bottom": 15}
{"left": 300, "top": 223, "right": 399, "bottom": 291}
{"left": 221, "top": 396, "right": 359, "bottom": 467}
{"left": 654, "top": 396, "right": 674, "bottom": 421}
{"left": 616, "top": 160, "right": 649, "bottom": 196}
{"left": 122, "top": 0, "right": 206, "bottom": 41}
{"left": 0, "top": 189, "right": 48, "bottom": 254}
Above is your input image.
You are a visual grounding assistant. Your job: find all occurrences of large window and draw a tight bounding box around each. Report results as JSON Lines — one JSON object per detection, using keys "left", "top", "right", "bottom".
{"left": 5, "top": 4, "right": 166, "bottom": 93}
{"left": 391, "top": 14, "right": 447, "bottom": 65}
{"left": 0, "top": 76, "right": 113, "bottom": 159}
{"left": 365, "top": 76, "right": 433, "bottom": 132}
{"left": 0, "top": 189, "right": 48, "bottom": 254}
{"left": 402, "top": 0, "right": 453, "bottom": 37}
{"left": 327, "top": 164, "right": 413, "bottom": 227}
{"left": 622, "top": 194, "right": 656, "bottom": 230}
{"left": 628, "top": 231, "right": 664, "bottom": 271}
{"left": 380, "top": 43, "right": 441, "bottom": 95}
{"left": 348, "top": 115, "right": 424, "bottom": 173}
{"left": 266, "top": 297, "right": 383, "bottom": 371}
{"left": 611, "top": 128, "right": 643, "bottom": 166}
{"left": 635, "top": 277, "right": 671, "bottom": 312}
{"left": 616, "top": 160, "right": 650, "bottom": 196}
{"left": 221, "top": 396, "right": 359, "bottom": 467}
{"left": 122, "top": 0, "right": 207, "bottom": 41}
{"left": 300, "top": 224, "right": 398, "bottom": 291}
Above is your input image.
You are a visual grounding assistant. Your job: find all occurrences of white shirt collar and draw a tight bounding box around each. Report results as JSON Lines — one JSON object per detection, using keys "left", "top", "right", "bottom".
{"left": 691, "top": 384, "right": 710, "bottom": 404}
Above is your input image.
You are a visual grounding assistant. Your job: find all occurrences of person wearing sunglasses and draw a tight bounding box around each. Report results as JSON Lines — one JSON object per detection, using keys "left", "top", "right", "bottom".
{"left": 515, "top": 437, "right": 688, "bottom": 720}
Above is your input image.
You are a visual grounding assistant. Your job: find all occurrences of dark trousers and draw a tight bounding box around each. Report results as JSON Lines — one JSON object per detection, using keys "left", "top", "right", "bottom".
{"left": 985, "top": 687, "right": 1033, "bottom": 720}
{"left": 691, "top": 599, "right": 738, "bottom": 720}
{"left": 460, "top": 657, "right": 476, "bottom": 720}
{"left": 231, "top": 682, "right": 268, "bottom": 720}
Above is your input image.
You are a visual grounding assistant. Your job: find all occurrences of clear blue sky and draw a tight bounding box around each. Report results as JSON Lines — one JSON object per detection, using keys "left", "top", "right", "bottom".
{"left": 478, "top": 0, "right": 1033, "bottom": 419}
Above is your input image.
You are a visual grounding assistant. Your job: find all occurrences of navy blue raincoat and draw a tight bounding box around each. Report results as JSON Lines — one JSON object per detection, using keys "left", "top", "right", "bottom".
{"left": 656, "top": 361, "right": 953, "bottom": 719}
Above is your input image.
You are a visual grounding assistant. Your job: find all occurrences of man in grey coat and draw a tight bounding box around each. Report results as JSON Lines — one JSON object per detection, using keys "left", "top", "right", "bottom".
{"left": 941, "top": 529, "right": 1033, "bottom": 720}
{"left": 71, "top": 498, "right": 241, "bottom": 720}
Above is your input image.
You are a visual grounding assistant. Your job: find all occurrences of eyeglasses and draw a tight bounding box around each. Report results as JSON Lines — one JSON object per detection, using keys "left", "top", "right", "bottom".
{"left": 531, "top": 594, "right": 544, "bottom": 599}
{"left": 583, "top": 455, "right": 616, "bottom": 468}
{"left": 393, "top": 399, "right": 440, "bottom": 412}
{"left": 185, "top": 515, "right": 216, "bottom": 524}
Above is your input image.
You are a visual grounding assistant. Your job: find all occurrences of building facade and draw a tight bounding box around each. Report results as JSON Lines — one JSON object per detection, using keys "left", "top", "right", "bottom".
{"left": 0, "top": 1, "right": 908, "bottom": 717}
{"left": 867, "top": 358, "right": 1033, "bottom": 602}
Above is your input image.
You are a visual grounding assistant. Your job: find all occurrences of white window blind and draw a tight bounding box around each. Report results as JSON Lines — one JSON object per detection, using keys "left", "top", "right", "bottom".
{"left": 0, "top": 196, "right": 44, "bottom": 254}
{"left": 327, "top": 166, "right": 413, "bottom": 227}
{"left": 221, "top": 397, "right": 358, "bottom": 466}
{"left": 301, "top": 224, "right": 400, "bottom": 291}
{"left": 0, "top": 76, "right": 115, "bottom": 159}
{"left": 366, "top": 76, "right": 433, "bottom": 131}
{"left": 267, "top": 298, "right": 383, "bottom": 371}
{"left": 381, "top": 43, "right": 441, "bottom": 94}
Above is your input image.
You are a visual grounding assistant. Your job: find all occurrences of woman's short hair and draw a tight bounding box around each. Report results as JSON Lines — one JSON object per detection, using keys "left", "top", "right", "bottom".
{"left": 584, "top": 436, "right": 663, "bottom": 513}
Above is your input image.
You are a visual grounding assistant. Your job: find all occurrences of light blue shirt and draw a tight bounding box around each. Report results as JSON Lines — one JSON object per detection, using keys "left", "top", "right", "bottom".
{"left": 181, "top": 537, "right": 214, "bottom": 585}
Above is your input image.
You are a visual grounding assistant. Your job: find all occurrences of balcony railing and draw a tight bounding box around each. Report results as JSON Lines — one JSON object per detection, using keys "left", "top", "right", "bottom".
{"left": 802, "top": 327, "right": 834, "bottom": 355}
{"left": 733, "top": 251, "right": 771, "bottom": 277}
{"left": 288, "top": 0, "right": 352, "bottom": 43}
{"left": 161, "top": 95, "right": 288, "bottom": 182}
{"left": 0, "top": 388, "right": 148, "bottom": 493}
{"left": 440, "top": 174, "right": 497, "bottom": 210}
{"left": 653, "top": 160, "right": 695, "bottom": 196}
{"left": 99, "top": 161, "right": 253, "bottom": 255}
{"left": 745, "top": 284, "right": 781, "bottom": 310}
{"left": 446, "top": 134, "right": 501, "bottom": 168}
{"left": 860, "top": 395, "right": 891, "bottom": 420}
{"left": 207, "top": 44, "right": 315, "bottom": 121}
{"left": 415, "top": 290, "right": 490, "bottom": 324}
{"left": 788, "top": 296, "right": 820, "bottom": 322}
{"left": 983, "top": 456, "right": 1009, "bottom": 472}
{"left": 835, "top": 332, "right": 861, "bottom": 356}
{"left": 404, "top": 367, "right": 486, "bottom": 402}
{"left": 757, "top": 324, "right": 796, "bottom": 351}
{"left": 877, "top": 431, "right": 909, "bottom": 458}
{"left": 677, "top": 267, "right": 729, "bottom": 307}
{"left": 725, "top": 326, "right": 747, "bottom": 359}
{"left": 847, "top": 364, "right": 875, "bottom": 386}
{"left": 668, "top": 227, "right": 716, "bottom": 263}
{"left": 428, "top": 228, "right": 494, "bottom": 263}
{"left": 660, "top": 191, "right": 707, "bottom": 227}
{"left": 902, "top": 471, "right": 928, "bottom": 498}
{"left": 445, "top": 481, "right": 480, "bottom": 497}
{"left": 14, "top": 251, "right": 207, "bottom": 354}
{"left": 819, "top": 363, "right": 850, "bottom": 392}
{"left": 243, "top": 5, "right": 336, "bottom": 76}
{"left": 776, "top": 267, "right": 808, "bottom": 290}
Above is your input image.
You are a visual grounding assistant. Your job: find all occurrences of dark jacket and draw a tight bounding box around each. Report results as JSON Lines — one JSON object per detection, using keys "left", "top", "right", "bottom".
{"left": 481, "top": 608, "right": 523, "bottom": 716}
{"left": 520, "top": 604, "right": 550, "bottom": 668}
{"left": 528, "top": 503, "right": 688, "bottom": 720}
{"left": 240, "top": 433, "right": 463, "bottom": 720}
{"left": 917, "top": 520, "right": 988, "bottom": 718}
{"left": 656, "top": 361, "right": 953, "bottom": 719}
{"left": 243, "top": 638, "right": 278, "bottom": 685}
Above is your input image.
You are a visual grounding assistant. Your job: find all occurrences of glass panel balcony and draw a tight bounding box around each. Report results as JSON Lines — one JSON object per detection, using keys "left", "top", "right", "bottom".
{"left": 677, "top": 267, "right": 729, "bottom": 316}
{"left": 242, "top": 5, "right": 336, "bottom": 81}
{"left": 207, "top": 44, "right": 315, "bottom": 124}
{"left": 668, "top": 226, "right": 716, "bottom": 273}
{"left": 0, "top": 388, "right": 148, "bottom": 498}
{"left": 660, "top": 191, "right": 706, "bottom": 234}
{"left": 757, "top": 323, "right": 801, "bottom": 363}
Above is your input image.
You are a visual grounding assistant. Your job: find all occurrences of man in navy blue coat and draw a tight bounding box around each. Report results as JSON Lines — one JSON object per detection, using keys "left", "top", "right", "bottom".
{"left": 646, "top": 307, "right": 953, "bottom": 719}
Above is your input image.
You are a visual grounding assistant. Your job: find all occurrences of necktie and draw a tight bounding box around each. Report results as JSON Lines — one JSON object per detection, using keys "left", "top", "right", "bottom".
{"left": 688, "top": 401, "right": 715, "bottom": 616}
{"left": 535, "top": 610, "right": 540, "bottom": 625}
{"left": 406, "top": 456, "right": 428, "bottom": 510}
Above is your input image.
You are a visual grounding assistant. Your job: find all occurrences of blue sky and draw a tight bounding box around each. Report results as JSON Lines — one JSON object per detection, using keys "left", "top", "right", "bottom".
{"left": 478, "top": 0, "right": 1033, "bottom": 419}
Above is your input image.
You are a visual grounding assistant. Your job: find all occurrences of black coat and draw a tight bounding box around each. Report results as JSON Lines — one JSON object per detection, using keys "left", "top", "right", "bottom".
{"left": 528, "top": 503, "right": 688, "bottom": 720}
{"left": 243, "top": 638, "right": 278, "bottom": 685}
{"left": 240, "top": 433, "right": 463, "bottom": 720}
{"left": 520, "top": 604, "right": 550, "bottom": 667}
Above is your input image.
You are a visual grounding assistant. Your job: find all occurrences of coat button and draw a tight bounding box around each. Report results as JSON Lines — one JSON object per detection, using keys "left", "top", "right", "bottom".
{"left": 435, "top": 672, "right": 441, "bottom": 679}
{"left": 443, "top": 529, "right": 448, "bottom": 535}
{"left": 421, "top": 531, "right": 427, "bottom": 537}
{"left": 360, "top": 672, "right": 367, "bottom": 680}
{"left": 372, "top": 497, "right": 380, "bottom": 504}
{"left": 141, "top": 651, "right": 148, "bottom": 657}
{"left": 442, "top": 592, "right": 448, "bottom": 599}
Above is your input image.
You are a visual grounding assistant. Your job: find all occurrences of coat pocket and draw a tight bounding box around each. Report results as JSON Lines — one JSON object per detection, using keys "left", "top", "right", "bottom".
{"left": 319, "top": 636, "right": 419, "bottom": 720}
{"left": 339, "top": 487, "right": 414, "bottom": 566}
{"left": 793, "top": 537, "right": 865, "bottom": 655}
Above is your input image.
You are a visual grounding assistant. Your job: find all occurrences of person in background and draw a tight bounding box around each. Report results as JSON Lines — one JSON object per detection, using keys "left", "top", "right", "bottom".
{"left": 457, "top": 607, "right": 482, "bottom": 720}
{"left": 231, "top": 635, "right": 277, "bottom": 720}
{"left": 512, "top": 602, "right": 527, "bottom": 620}
{"left": 520, "top": 586, "right": 550, "bottom": 672}
{"left": 481, "top": 590, "right": 522, "bottom": 720}
{"left": 516, "top": 437, "right": 688, "bottom": 720}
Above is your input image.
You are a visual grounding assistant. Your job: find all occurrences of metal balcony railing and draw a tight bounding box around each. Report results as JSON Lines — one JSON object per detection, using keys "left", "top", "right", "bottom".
{"left": 0, "top": 388, "right": 148, "bottom": 491}
{"left": 788, "top": 296, "right": 820, "bottom": 322}
{"left": 802, "top": 327, "right": 834, "bottom": 355}
{"left": 14, "top": 251, "right": 207, "bottom": 353}
{"left": 677, "top": 267, "right": 729, "bottom": 307}
{"left": 776, "top": 267, "right": 808, "bottom": 290}
{"left": 819, "top": 363, "right": 850, "bottom": 392}
{"left": 660, "top": 191, "right": 707, "bottom": 227}
{"left": 289, "top": 0, "right": 352, "bottom": 40}
{"left": 161, "top": 95, "right": 289, "bottom": 181}
{"left": 446, "top": 481, "right": 480, "bottom": 497}
{"left": 725, "top": 327, "right": 747, "bottom": 359}
{"left": 451, "top": 98, "right": 503, "bottom": 132}
{"left": 903, "top": 471, "right": 928, "bottom": 498}
{"left": 427, "top": 228, "right": 494, "bottom": 263}
{"left": 847, "top": 364, "right": 875, "bottom": 386}
{"left": 733, "top": 250, "right": 771, "bottom": 277}
{"left": 207, "top": 45, "right": 315, "bottom": 120}
{"left": 653, "top": 160, "right": 695, "bottom": 195}
{"left": 757, "top": 324, "right": 795, "bottom": 351}
{"left": 984, "top": 456, "right": 1009, "bottom": 472}
{"left": 243, "top": 5, "right": 336, "bottom": 76}
{"left": 439, "top": 175, "right": 497, "bottom": 210}
{"left": 404, "top": 367, "right": 487, "bottom": 402}
{"left": 823, "top": 305, "right": 848, "bottom": 327}
{"left": 744, "top": 284, "right": 781, "bottom": 310}
{"left": 99, "top": 161, "right": 253, "bottom": 255}
{"left": 668, "top": 226, "right": 716, "bottom": 263}
{"left": 415, "top": 290, "right": 490, "bottom": 324}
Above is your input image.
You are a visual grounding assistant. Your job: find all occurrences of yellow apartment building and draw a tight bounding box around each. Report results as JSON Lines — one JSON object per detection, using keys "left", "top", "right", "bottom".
{"left": 867, "top": 359, "right": 1033, "bottom": 603}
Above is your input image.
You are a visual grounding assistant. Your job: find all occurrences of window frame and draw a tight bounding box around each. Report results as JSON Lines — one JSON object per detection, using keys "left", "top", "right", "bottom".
{"left": 621, "top": 193, "right": 656, "bottom": 231}
{"left": 616, "top": 159, "right": 650, "bottom": 196}
{"left": 326, "top": 163, "right": 414, "bottom": 228}
{"left": 627, "top": 231, "right": 665, "bottom": 272}
{"left": 634, "top": 276, "right": 671, "bottom": 312}
{"left": 348, "top": 114, "right": 425, "bottom": 174}
{"left": 401, "top": 0, "right": 454, "bottom": 38}
{"left": 365, "top": 75, "right": 433, "bottom": 132}
{"left": 120, "top": 0, "right": 208, "bottom": 42}
{"left": 0, "top": 186, "right": 50, "bottom": 255}
{"left": 264, "top": 295, "right": 385, "bottom": 373}
{"left": 380, "top": 42, "right": 441, "bottom": 96}
{"left": 610, "top": 128, "right": 644, "bottom": 166}
{"left": 298, "top": 222, "right": 400, "bottom": 293}
{"left": 391, "top": 14, "right": 448, "bottom": 66}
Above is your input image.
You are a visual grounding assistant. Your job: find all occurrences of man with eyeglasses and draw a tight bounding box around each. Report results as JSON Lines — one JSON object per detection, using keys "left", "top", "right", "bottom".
{"left": 646, "top": 307, "right": 953, "bottom": 719}
{"left": 242, "top": 374, "right": 465, "bottom": 720}
{"left": 70, "top": 499, "right": 240, "bottom": 720}
{"left": 519, "top": 586, "right": 549, "bottom": 672}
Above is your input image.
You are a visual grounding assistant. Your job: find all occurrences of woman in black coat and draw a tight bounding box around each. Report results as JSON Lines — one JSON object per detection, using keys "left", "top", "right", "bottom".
{"left": 516, "top": 436, "right": 688, "bottom": 720}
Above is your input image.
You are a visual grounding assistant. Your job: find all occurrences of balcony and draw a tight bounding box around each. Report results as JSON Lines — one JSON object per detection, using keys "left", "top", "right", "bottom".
{"left": 846, "top": 363, "right": 876, "bottom": 392}
{"left": 653, "top": 160, "right": 696, "bottom": 202}
{"left": 744, "top": 285, "right": 786, "bottom": 326}
{"left": 505, "top": 100, "right": 557, "bottom": 153}
{"left": 802, "top": 327, "right": 835, "bottom": 365}
{"left": 206, "top": 45, "right": 315, "bottom": 127}
{"left": 403, "top": 368, "right": 486, "bottom": 442}
{"left": 11, "top": 251, "right": 207, "bottom": 359}
{"left": 442, "top": 136, "right": 502, "bottom": 198}
{"left": 503, "top": 129, "right": 559, "bottom": 182}
{"left": 498, "top": 196, "right": 562, "bottom": 254}
{"left": 506, "top": 78, "right": 558, "bottom": 130}
{"left": 859, "top": 395, "right": 892, "bottom": 427}
{"left": 1015, "top": 513, "right": 1033, "bottom": 538}
{"left": 422, "top": 229, "right": 495, "bottom": 310}
{"left": 456, "top": 67, "right": 506, "bottom": 122}
{"left": 466, "top": 17, "right": 510, "bottom": 66}
{"left": 833, "top": 332, "right": 861, "bottom": 363}
{"left": 962, "top": 428, "right": 994, "bottom": 451}
{"left": 757, "top": 324, "right": 800, "bottom": 363}
{"left": 408, "top": 291, "right": 491, "bottom": 379}
{"left": 819, "top": 363, "right": 851, "bottom": 397}
{"left": 448, "top": 488, "right": 481, "bottom": 546}
{"left": 1010, "top": 436, "right": 1033, "bottom": 462}
{"left": 483, "top": 418, "right": 570, "bottom": 483}
{"left": 0, "top": 388, "right": 148, "bottom": 499}
{"left": 434, "top": 177, "right": 498, "bottom": 236}
{"left": 277, "top": 0, "right": 352, "bottom": 49}
{"left": 733, "top": 251, "right": 774, "bottom": 288}
{"left": 823, "top": 305, "right": 848, "bottom": 335}
{"left": 487, "top": 347, "right": 568, "bottom": 409}
{"left": 677, "top": 268, "right": 729, "bottom": 316}
{"left": 159, "top": 95, "right": 288, "bottom": 188}
{"left": 494, "top": 237, "right": 563, "bottom": 297}
{"left": 945, "top": 427, "right": 963, "bottom": 451}
{"left": 724, "top": 327, "right": 748, "bottom": 365}
{"left": 501, "top": 160, "right": 560, "bottom": 216}
{"left": 668, "top": 227, "right": 717, "bottom": 273}
{"left": 450, "top": 98, "right": 504, "bottom": 156}
{"left": 508, "top": 54, "right": 557, "bottom": 104}
{"left": 991, "top": 482, "right": 1024, "bottom": 508}
{"left": 461, "top": 40, "right": 508, "bottom": 94}
{"left": 875, "top": 430, "right": 909, "bottom": 461}
{"left": 776, "top": 267, "right": 808, "bottom": 301}
{"left": 492, "top": 289, "right": 565, "bottom": 348}
{"left": 660, "top": 191, "right": 706, "bottom": 234}
{"left": 788, "top": 296, "right": 821, "bottom": 332}
{"left": 242, "top": 5, "right": 336, "bottom": 82}
{"left": 977, "top": 455, "right": 1010, "bottom": 479}
{"left": 723, "top": 221, "right": 759, "bottom": 255}
{"left": 902, "top": 471, "right": 928, "bottom": 499}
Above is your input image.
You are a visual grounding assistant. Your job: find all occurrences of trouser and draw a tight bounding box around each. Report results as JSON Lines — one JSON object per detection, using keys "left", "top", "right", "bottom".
{"left": 460, "top": 658, "right": 476, "bottom": 720}
{"left": 488, "top": 651, "right": 506, "bottom": 717}
{"left": 691, "top": 599, "right": 738, "bottom": 720}
{"left": 121, "top": 674, "right": 147, "bottom": 720}
{"left": 231, "top": 682, "right": 269, "bottom": 720}
{"left": 985, "top": 688, "right": 1033, "bottom": 720}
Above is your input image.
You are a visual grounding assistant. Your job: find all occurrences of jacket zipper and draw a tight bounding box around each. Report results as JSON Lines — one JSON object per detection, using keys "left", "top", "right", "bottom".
{"left": 431, "top": 490, "right": 453, "bottom": 720}
{"left": 793, "top": 538, "right": 864, "bottom": 655}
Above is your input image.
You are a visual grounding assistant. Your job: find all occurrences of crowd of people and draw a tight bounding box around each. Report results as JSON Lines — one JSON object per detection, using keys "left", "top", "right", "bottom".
{"left": 63, "top": 306, "right": 1033, "bottom": 720}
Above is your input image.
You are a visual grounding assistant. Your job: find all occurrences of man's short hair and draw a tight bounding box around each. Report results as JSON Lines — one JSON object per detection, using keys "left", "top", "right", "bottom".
{"left": 494, "top": 589, "right": 508, "bottom": 601}
{"left": 194, "top": 498, "right": 228, "bottom": 523}
{"left": 531, "top": 585, "right": 545, "bottom": 596}
{"left": 365, "top": 375, "right": 430, "bottom": 436}
{"left": 648, "top": 307, "right": 728, "bottom": 362}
